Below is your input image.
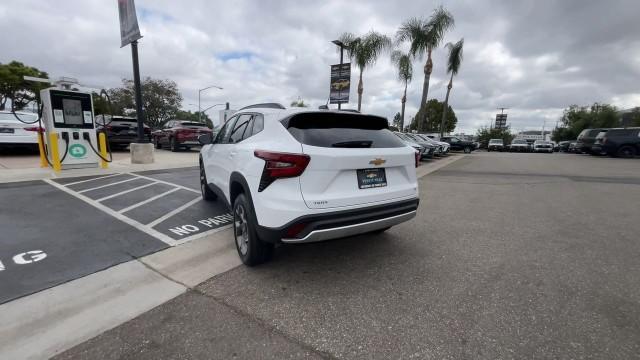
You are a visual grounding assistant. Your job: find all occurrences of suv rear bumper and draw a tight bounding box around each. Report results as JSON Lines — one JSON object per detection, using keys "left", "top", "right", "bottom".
{"left": 256, "top": 198, "right": 419, "bottom": 244}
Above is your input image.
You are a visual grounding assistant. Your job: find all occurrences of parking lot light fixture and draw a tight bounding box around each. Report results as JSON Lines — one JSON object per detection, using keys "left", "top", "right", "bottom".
{"left": 198, "top": 85, "right": 223, "bottom": 123}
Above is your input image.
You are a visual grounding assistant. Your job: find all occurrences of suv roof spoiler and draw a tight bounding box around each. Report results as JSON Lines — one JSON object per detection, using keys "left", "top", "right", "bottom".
{"left": 239, "top": 103, "right": 286, "bottom": 111}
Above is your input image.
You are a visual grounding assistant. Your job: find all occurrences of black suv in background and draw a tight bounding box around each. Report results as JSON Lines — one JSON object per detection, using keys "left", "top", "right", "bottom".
{"left": 576, "top": 128, "right": 607, "bottom": 154}
{"left": 95, "top": 115, "right": 152, "bottom": 149}
{"left": 440, "top": 136, "right": 475, "bottom": 153}
{"left": 591, "top": 128, "right": 640, "bottom": 158}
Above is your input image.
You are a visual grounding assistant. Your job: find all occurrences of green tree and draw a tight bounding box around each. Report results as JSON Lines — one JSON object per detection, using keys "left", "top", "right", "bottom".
{"left": 390, "top": 51, "right": 412, "bottom": 132}
{"left": 439, "top": 38, "right": 464, "bottom": 137}
{"left": 476, "top": 126, "right": 514, "bottom": 148}
{"left": 630, "top": 108, "right": 640, "bottom": 126}
{"left": 106, "top": 77, "right": 183, "bottom": 129}
{"left": 396, "top": 7, "right": 454, "bottom": 132}
{"left": 552, "top": 103, "right": 621, "bottom": 141}
{"left": 339, "top": 31, "right": 391, "bottom": 111}
{"left": 290, "top": 98, "right": 307, "bottom": 107}
{"left": 0, "top": 61, "right": 48, "bottom": 110}
{"left": 411, "top": 99, "right": 457, "bottom": 133}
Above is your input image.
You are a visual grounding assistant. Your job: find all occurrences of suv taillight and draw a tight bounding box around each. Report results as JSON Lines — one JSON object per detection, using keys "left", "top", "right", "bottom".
{"left": 254, "top": 150, "right": 311, "bottom": 191}
{"left": 415, "top": 150, "right": 420, "bottom": 168}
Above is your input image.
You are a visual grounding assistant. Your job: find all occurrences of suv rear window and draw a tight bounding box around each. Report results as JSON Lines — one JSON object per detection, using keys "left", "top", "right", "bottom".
{"left": 283, "top": 112, "right": 405, "bottom": 148}
{"left": 607, "top": 129, "right": 639, "bottom": 137}
{"left": 180, "top": 122, "right": 208, "bottom": 127}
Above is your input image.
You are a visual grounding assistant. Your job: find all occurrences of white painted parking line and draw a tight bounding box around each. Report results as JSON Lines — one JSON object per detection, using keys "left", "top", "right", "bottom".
{"left": 118, "top": 187, "right": 181, "bottom": 214}
{"left": 130, "top": 173, "right": 200, "bottom": 194}
{"left": 77, "top": 177, "right": 139, "bottom": 194}
{"left": 95, "top": 182, "right": 160, "bottom": 202}
{"left": 62, "top": 173, "right": 123, "bottom": 186}
{"left": 44, "top": 179, "right": 178, "bottom": 246}
{"left": 147, "top": 197, "right": 202, "bottom": 228}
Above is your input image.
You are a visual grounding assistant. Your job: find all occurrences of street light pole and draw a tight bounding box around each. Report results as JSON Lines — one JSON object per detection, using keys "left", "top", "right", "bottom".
{"left": 131, "top": 40, "right": 146, "bottom": 143}
{"left": 198, "top": 85, "right": 223, "bottom": 123}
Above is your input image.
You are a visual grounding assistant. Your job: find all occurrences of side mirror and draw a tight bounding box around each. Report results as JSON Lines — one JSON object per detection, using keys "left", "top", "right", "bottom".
{"left": 198, "top": 133, "right": 213, "bottom": 146}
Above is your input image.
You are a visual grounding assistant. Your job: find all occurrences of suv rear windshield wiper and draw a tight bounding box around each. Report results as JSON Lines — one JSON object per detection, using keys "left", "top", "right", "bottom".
{"left": 331, "top": 140, "right": 373, "bottom": 148}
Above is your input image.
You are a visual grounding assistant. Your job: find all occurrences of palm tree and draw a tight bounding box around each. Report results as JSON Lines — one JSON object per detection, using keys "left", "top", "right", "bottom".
{"left": 339, "top": 31, "right": 391, "bottom": 111}
{"left": 439, "top": 39, "right": 464, "bottom": 137}
{"left": 390, "top": 51, "right": 412, "bottom": 132}
{"left": 396, "top": 6, "right": 454, "bottom": 131}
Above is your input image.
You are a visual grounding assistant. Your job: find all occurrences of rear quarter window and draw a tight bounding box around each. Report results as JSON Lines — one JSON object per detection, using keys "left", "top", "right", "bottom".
{"left": 283, "top": 112, "right": 405, "bottom": 148}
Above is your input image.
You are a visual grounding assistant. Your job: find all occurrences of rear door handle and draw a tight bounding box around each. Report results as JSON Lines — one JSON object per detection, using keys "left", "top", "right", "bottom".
{"left": 229, "top": 151, "right": 237, "bottom": 157}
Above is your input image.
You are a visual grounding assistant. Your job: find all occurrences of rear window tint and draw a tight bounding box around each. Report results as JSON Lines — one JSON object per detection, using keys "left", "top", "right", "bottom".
{"left": 283, "top": 112, "right": 405, "bottom": 148}
{"left": 180, "top": 122, "right": 208, "bottom": 127}
{"left": 607, "top": 129, "right": 638, "bottom": 137}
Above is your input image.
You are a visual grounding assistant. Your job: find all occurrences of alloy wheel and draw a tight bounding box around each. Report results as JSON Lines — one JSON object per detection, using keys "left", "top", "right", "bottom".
{"left": 234, "top": 204, "right": 249, "bottom": 255}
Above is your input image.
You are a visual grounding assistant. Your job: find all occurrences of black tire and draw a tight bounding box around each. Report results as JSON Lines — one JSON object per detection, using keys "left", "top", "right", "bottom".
{"left": 170, "top": 137, "right": 179, "bottom": 152}
{"left": 233, "top": 194, "right": 274, "bottom": 266}
{"left": 463, "top": 146, "right": 471, "bottom": 154}
{"left": 616, "top": 145, "right": 637, "bottom": 158}
{"left": 154, "top": 137, "right": 161, "bottom": 149}
{"left": 199, "top": 162, "right": 216, "bottom": 201}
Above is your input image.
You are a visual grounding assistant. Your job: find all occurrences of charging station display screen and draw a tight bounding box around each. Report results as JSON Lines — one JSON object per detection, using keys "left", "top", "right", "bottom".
{"left": 50, "top": 90, "right": 94, "bottom": 129}
{"left": 62, "top": 99, "right": 83, "bottom": 125}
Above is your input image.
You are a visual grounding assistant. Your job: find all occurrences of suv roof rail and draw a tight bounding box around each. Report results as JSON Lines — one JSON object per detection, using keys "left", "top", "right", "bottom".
{"left": 239, "top": 103, "right": 286, "bottom": 111}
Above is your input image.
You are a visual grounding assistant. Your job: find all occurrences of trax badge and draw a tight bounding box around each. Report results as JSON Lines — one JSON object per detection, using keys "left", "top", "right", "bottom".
{"left": 369, "top": 158, "right": 386, "bottom": 166}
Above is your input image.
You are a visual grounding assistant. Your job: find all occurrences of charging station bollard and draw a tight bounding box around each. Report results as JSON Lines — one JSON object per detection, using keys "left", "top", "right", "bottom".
{"left": 98, "top": 132, "right": 108, "bottom": 169}
{"left": 37, "top": 132, "right": 47, "bottom": 168}
{"left": 48, "top": 132, "right": 62, "bottom": 172}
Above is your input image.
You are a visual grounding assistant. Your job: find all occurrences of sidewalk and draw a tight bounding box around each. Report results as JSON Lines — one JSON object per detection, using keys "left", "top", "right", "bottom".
{"left": 0, "top": 149, "right": 200, "bottom": 183}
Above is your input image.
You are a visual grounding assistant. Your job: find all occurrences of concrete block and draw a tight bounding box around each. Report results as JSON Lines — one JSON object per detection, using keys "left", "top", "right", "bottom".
{"left": 130, "top": 142, "right": 155, "bottom": 164}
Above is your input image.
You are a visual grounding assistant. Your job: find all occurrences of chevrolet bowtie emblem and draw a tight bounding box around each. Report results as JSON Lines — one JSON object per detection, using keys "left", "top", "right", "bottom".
{"left": 369, "top": 158, "right": 386, "bottom": 166}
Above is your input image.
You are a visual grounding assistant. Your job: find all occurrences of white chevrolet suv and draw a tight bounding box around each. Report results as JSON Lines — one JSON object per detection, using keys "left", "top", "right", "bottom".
{"left": 199, "top": 104, "right": 420, "bottom": 265}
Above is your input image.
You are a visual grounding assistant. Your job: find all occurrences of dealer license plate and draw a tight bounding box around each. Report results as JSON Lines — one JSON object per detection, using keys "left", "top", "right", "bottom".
{"left": 357, "top": 168, "right": 387, "bottom": 189}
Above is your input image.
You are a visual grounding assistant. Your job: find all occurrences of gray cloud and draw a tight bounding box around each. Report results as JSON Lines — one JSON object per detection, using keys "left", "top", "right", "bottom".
{"left": 1, "top": 0, "right": 638, "bottom": 132}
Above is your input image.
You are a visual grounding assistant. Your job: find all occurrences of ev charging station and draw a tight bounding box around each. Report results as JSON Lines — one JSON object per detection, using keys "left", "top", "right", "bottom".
{"left": 26, "top": 76, "right": 110, "bottom": 171}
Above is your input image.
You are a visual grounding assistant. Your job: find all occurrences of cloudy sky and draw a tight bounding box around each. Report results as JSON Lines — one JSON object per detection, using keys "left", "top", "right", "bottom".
{"left": 1, "top": 0, "right": 639, "bottom": 132}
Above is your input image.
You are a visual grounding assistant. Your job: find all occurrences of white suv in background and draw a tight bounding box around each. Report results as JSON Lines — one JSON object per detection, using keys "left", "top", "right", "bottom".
{"left": 199, "top": 104, "right": 420, "bottom": 265}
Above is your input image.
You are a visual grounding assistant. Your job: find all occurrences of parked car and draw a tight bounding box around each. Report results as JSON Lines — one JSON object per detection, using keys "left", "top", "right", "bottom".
{"left": 416, "top": 134, "right": 450, "bottom": 154}
{"left": 568, "top": 141, "right": 579, "bottom": 153}
{"left": 199, "top": 106, "right": 419, "bottom": 265}
{"left": 95, "top": 115, "right": 152, "bottom": 149}
{"left": 152, "top": 120, "right": 213, "bottom": 151}
{"left": 0, "top": 111, "right": 41, "bottom": 150}
{"left": 533, "top": 140, "right": 554, "bottom": 153}
{"left": 591, "top": 127, "right": 639, "bottom": 158}
{"left": 509, "top": 139, "right": 530, "bottom": 152}
{"left": 440, "top": 136, "right": 475, "bottom": 153}
{"left": 403, "top": 133, "right": 440, "bottom": 157}
{"left": 487, "top": 139, "right": 504, "bottom": 152}
{"left": 551, "top": 141, "right": 560, "bottom": 152}
{"left": 394, "top": 132, "right": 432, "bottom": 159}
{"left": 576, "top": 128, "right": 608, "bottom": 154}
{"left": 558, "top": 140, "right": 572, "bottom": 152}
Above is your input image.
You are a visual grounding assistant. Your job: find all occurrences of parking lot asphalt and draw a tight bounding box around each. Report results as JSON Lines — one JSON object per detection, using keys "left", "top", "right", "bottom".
{"left": 57, "top": 152, "right": 640, "bottom": 360}
{"left": 0, "top": 167, "right": 231, "bottom": 304}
